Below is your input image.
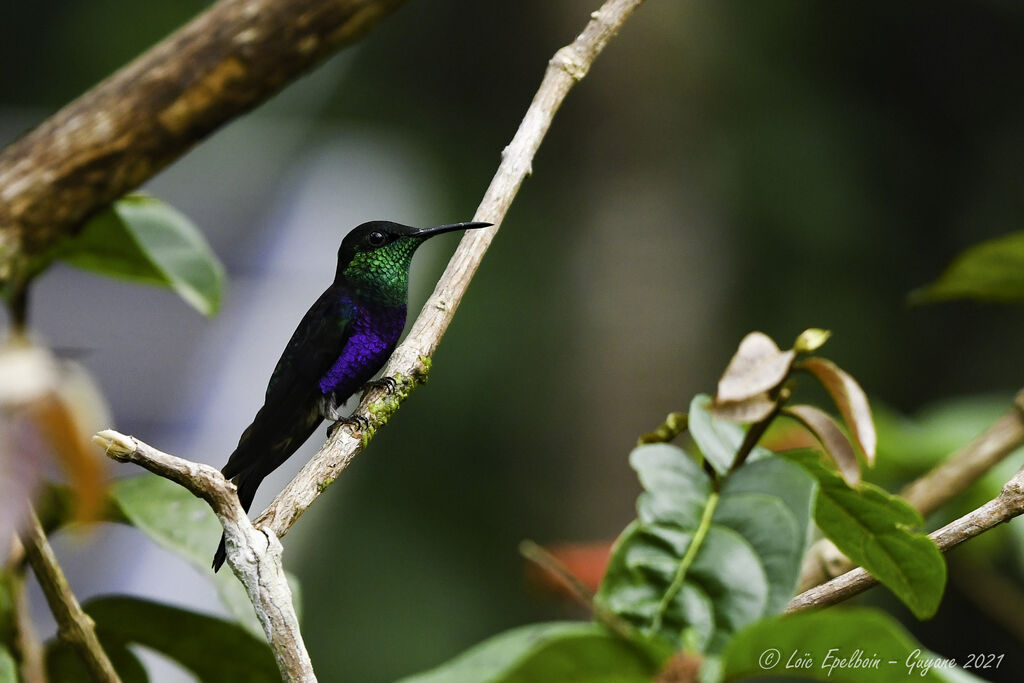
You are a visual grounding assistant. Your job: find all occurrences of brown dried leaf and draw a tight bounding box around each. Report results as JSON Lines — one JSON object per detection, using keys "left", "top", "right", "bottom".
{"left": 0, "top": 342, "right": 109, "bottom": 524}
{"left": 784, "top": 404, "right": 860, "bottom": 486}
{"left": 716, "top": 332, "right": 796, "bottom": 403}
{"left": 27, "top": 395, "right": 105, "bottom": 522}
{"left": 799, "top": 357, "right": 876, "bottom": 465}
{"left": 709, "top": 393, "right": 777, "bottom": 423}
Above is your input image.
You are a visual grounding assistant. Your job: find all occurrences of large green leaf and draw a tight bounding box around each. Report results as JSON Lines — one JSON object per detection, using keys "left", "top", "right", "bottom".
{"left": 46, "top": 637, "right": 149, "bottom": 683}
{"left": 720, "top": 608, "right": 976, "bottom": 682}
{"left": 80, "top": 596, "right": 278, "bottom": 683}
{"left": 912, "top": 231, "right": 1024, "bottom": 303}
{"left": 110, "top": 473, "right": 301, "bottom": 637}
{"left": 0, "top": 645, "right": 16, "bottom": 683}
{"left": 596, "top": 444, "right": 815, "bottom": 653}
{"left": 397, "top": 622, "right": 663, "bottom": 683}
{"left": 57, "top": 194, "right": 225, "bottom": 315}
{"left": 784, "top": 450, "right": 946, "bottom": 618}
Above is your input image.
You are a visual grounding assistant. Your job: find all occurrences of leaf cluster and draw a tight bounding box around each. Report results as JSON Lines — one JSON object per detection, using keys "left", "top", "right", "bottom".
{"left": 402, "top": 331, "right": 961, "bottom": 682}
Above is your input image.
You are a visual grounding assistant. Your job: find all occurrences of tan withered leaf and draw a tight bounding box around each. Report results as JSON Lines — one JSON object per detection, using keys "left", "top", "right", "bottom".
{"left": 709, "top": 393, "right": 777, "bottom": 423}
{"left": 798, "top": 357, "right": 876, "bottom": 465}
{"left": 27, "top": 396, "right": 105, "bottom": 522}
{"left": 716, "top": 332, "right": 796, "bottom": 403}
{"left": 784, "top": 404, "right": 860, "bottom": 486}
{"left": 0, "top": 342, "right": 109, "bottom": 524}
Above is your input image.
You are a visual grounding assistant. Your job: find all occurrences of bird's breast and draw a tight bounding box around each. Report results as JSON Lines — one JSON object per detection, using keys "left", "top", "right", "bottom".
{"left": 318, "top": 303, "right": 407, "bottom": 396}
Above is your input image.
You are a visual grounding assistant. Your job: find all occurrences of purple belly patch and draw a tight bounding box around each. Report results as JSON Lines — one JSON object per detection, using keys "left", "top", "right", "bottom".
{"left": 319, "top": 303, "right": 407, "bottom": 396}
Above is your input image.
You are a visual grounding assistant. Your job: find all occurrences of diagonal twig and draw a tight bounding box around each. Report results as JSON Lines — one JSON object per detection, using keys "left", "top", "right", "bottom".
{"left": 254, "top": 0, "right": 649, "bottom": 540}
{"left": 787, "top": 464, "right": 1024, "bottom": 612}
{"left": 20, "top": 508, "right": 121, "bottom": 683}
{"left": 797, "top": 389, "right": 1024, "bottom": 591}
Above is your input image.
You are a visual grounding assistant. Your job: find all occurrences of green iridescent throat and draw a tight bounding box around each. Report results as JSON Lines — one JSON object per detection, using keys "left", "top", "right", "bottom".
{"left": 342, "top": 237, "right": 419, "bottom": 306}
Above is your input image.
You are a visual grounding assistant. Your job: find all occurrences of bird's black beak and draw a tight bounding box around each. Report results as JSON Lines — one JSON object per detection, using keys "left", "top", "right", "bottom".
{"left": 412, "top": 221, "right": 492, "bottom": 239}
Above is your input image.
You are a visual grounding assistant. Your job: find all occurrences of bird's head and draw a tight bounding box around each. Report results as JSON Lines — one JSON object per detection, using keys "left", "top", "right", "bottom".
{"left": 336, "top": 220, "right": 491, "bottom": 304}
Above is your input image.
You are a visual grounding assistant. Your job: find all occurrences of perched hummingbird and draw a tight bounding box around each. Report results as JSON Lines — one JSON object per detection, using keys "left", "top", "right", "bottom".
{"left": 212, "top": 220, "right": 491, "bottom": 571}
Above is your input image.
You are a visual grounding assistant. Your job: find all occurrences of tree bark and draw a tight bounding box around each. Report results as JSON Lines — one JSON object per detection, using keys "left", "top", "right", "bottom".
{"left": 0, "top": 0, "right": 405, "bottom": 279}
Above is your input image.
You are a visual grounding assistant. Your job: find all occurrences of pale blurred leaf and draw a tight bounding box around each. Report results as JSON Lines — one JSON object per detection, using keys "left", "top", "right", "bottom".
{"left": 716, "top": 332, "right": 795, "bottom": 403}
{"left": 709, "top": 393, "right": 776, "bottom": 423}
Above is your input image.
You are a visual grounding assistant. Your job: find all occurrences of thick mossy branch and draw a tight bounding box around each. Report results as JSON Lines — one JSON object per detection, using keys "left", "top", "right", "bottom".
{"left": 0, "top": 0, "right": 406, "bottom": 278}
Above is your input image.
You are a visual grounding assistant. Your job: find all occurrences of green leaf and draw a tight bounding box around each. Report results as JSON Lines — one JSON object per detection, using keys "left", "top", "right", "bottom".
{"left": 110, "top": 474, "right": 301, "bottom": 637}
{"left": 397, "top": 622, "right": 663, "bottom": 683}
{"left": 596, "top": 444, "right": 815, "bottom": 652}
{"left": 783, "top": 450, "right": 946, "bottom": 618}
{"left": 0, "top": 645, "right": 16, "bottom": 683}
{"left": 46, "top": 637, "right": 149, "bottom": 683}
{"left": 721, "top": 608, "right": 968, "bottom": 682}
{"left": 793, "top": 328, "right": 832, "bottom": 353}
{"left": 912, "top": 231, "right": 1024, "bottom": 303}
{"left": 689, "top": 395, "right": 772, "bottom": 473}
{"left": 57, "top": 194, "right": 225, "bottom": 315}
{"left": 81, "top": 596, "right": 278, "bottom": 683}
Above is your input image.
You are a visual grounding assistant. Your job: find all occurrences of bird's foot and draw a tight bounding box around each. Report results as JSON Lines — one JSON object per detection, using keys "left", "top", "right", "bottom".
{"left": 361, "top": 376, "right": 398, "bottom": 398}
{"left": 327, "top": 413, "right": 370, "bottom": 438}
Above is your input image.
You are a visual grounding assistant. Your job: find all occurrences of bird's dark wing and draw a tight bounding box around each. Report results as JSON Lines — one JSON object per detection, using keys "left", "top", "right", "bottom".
{"left": 220, "top": 285, "right": 355, "bottom": 480}
{"left": 264, "top": 286, "right": 357, "bottom": 406}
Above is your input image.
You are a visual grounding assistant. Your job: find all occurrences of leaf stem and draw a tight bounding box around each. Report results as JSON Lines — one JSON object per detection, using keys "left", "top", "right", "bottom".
{"left": 650, "top": 492, "right": 720, "bottom": 634}
{"left": 729, "top": 388, "right": 790, "bottom": 474}
{"left": 518, "top": 540, "right": 637, "bottom": 641}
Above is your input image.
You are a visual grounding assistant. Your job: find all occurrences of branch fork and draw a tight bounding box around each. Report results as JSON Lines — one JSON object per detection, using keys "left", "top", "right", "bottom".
{"left": 93, "top": 430, "right": 315, "bottom": 683}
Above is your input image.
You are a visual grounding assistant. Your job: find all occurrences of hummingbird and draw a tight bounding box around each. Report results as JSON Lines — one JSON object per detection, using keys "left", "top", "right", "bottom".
{"left": 212, "top": 220, "right": 491, "bottom": 571}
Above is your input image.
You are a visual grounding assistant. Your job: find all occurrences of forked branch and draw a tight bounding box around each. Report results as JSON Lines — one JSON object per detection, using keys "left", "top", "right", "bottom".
{"left": 93, "top": 430, "right": 314, "bottom": 683}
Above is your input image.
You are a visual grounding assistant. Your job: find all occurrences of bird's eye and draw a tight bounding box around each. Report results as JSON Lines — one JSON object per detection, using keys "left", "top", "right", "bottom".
{"left": 366, "top": 231, "right": 386, "bottom": 247}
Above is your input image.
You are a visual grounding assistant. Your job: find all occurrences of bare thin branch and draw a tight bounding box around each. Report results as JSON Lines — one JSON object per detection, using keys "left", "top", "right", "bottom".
{"left": 787, "top": 464, "right": 1024, "bottom": 613}
{"left": 796, "top": 390, "right": 1024, "bottom": 591}
{"left": 20, "top": 508, "right": 121, "bottom": 683}
{"left": 6, "top": 537, "right": 46, "bottom": 683}
{"left": 93, "top": 430, "right": 315, "bottom": 683}
{"left": 255, "top": 0, "right": 649, "bottom": 539}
